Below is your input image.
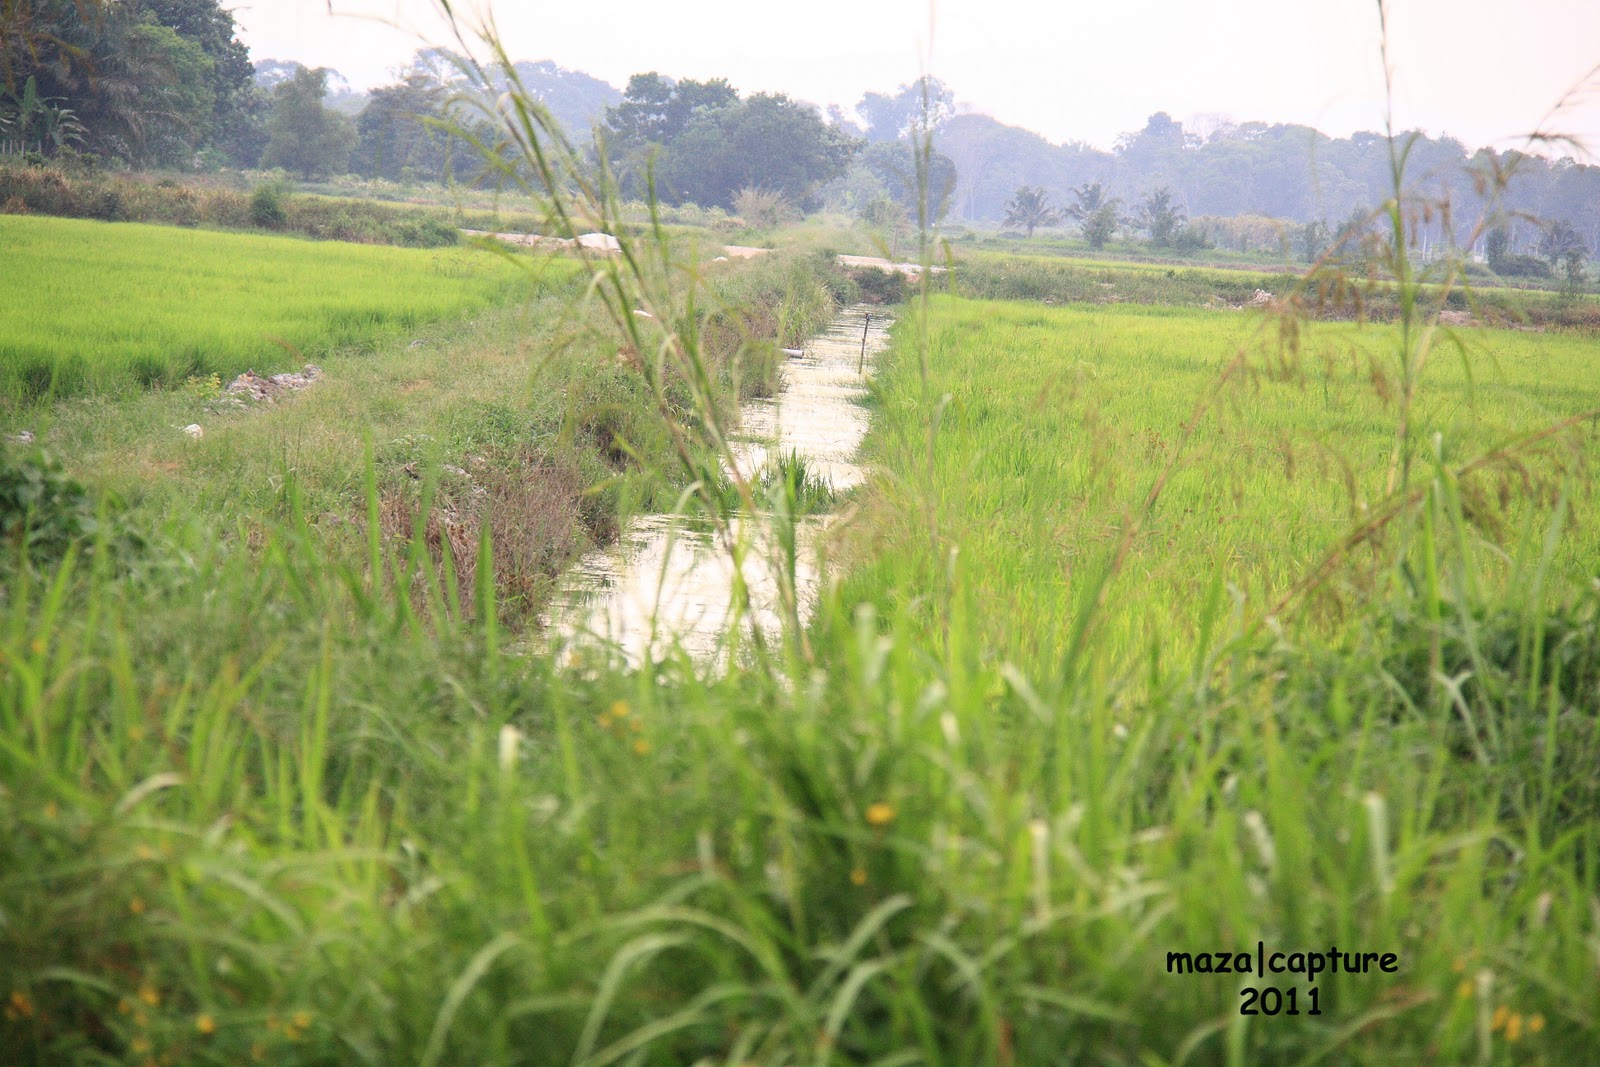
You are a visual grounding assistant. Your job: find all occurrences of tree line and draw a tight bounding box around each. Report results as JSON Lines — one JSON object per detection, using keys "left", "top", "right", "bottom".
{"left": 3, "top": 5, "right": 1592, "bottom": 265}
{"left": 944, "top": 109, "right": 1599, "bottom": 264}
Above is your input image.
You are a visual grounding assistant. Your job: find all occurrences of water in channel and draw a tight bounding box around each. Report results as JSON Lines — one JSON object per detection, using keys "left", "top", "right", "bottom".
{"left": 544, "top": 304, "right": 893, "bottom": 667}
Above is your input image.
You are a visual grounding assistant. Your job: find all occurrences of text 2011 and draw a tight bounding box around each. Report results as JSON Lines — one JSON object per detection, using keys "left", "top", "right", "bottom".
{"left": 1239, "top": 986, "right": 1321, "bottom": 1015}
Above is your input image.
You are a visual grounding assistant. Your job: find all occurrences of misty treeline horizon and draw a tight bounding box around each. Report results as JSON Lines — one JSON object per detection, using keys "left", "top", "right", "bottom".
{"left": 2, "top": 0, "right": 1592, "bottom": 259}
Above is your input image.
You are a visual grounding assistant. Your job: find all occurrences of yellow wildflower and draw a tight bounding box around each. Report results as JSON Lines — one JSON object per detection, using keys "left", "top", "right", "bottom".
{"left": 196, "top": 1013, "right": 216, "bottom": 1036}
{"left": 1456, "top": 980, "right": 1472, "bottom": 1000}
{"left": 632, "top": 739, "right": 650, "bottom": 756}
{"left": 850, "top": 868, "right": 867, "bottom": 886}
{"left": 865, "top": 802, "right": 896, "bottom": 827}
{"left": 291, "top": 1010, "right": 312, "bottom": 1030}
{"left": 130, "top": 1037, "right": 152, "bottom": 1055}
{"left": 129, "top": 896, "right": 146, "bottom": 915}
{"left": 610, "top": 700, "right": 630, "bottom": 719}
{"left": 1491, "top": 1005, "right": 1508, "bottom": 1031}
{"left": 138, "top": 984, "right": 160, "bottom": 1007}
{"left": 1506, "top": 1014, "right": 1523, "bottom": 1041}
{"left": 1529, "top": 1014, "right": 1545, "bottom": 1034}
{"left": 7, "top": 990, "right": 34, "bottom": 1020}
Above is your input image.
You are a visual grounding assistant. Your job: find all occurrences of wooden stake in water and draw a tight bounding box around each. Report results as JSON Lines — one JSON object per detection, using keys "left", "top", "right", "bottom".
{"left": 858, "top": 313, "right": 871, "bottom": 375}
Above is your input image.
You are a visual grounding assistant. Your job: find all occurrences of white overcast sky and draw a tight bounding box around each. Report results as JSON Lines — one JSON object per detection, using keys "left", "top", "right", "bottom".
{"left": 230, "top": 0, "right": 1600, "bottom": 156}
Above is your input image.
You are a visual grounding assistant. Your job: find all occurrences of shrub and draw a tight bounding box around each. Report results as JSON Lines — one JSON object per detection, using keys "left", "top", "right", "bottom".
{"left": 391, "top": 215, "right": 461, "bottom": 248}
{"left": 852, "top": 266, "right": 907, "bottom": 304}
{"left": 0, "top": 448, "right": 99, "bottom": 564}
{"left": 1497, "top": 253, "right": 1554, "bottom": 279}
{"left": 250, "top": 183, "right": 288, "bottom": 229}
{"left": 733, "top": 186, "right": 798, "bottom": 230}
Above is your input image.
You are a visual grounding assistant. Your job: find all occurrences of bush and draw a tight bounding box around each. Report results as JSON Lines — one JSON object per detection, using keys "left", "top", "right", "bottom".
{"left": 1173, "top": 223, "right": 1213, "bottom": 252}
{"left": 733, "top": 186, "right": 798, "bottom": 230}
{"left": 391, "top": 215, "right": 461, "bottom": 248}
{"left": 0, "top": 448, "right": 100, "bottom": 565}
{"left": 250, "top": 183, "right": 288, "bottom": 229}
{"left": 852, "top": 266, "right": 907, "bottom": 304}
{"left": 1496, "top": 253, "right": 1554, "bottom": 279}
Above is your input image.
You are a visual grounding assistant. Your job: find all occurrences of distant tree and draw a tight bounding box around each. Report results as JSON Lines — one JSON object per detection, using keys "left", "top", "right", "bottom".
{"left": 1332, "top": 204, "right": 1373, "bottom": 260}
{"left": 1135, "top": 185, "right": 1185, "bottom": 247}
{"left": 1539, "top": 220, "right": 1586, "bottom": 266}
{"left": 353, "top": 74, "right": 454, "bottom": 181}
{"left": 221, "top": 82, "right": 269, "bottom": 167}
{"left": 1485, "top": 224, "right": 1510, "bottom": 271}
{"left": 140, "top": 0, "right": 253, "bottom": 141}
{"left": 599, "top": 72, "right": 740, "bottom": 197}
{"left": 503, "top": 59, "right": 621, "bottom": 141}
{"left": 1539, "top": 220, "right": 1588, "bottom": 287}
{"left": 1067, "top": 182, "right": 1121, "bottom": 250}
{"left": 1298, "top": 219, "right": 1330, "bottom": 262}
{"left": 79, "top": 16, "right": 217, "bottom": 166}
{"left": 857, "top": 76, "right": 953, "bottom": 143}
{"left": 1065, "top": 181, "right": 1111, "bottom": 219}
{"left": 859, "top": 139, "right": 957, "bottom": 223}
{"left": 260, "top": 66, "right": 355, "bottom": 178}
{"left": 1079, "top": 203, "right": 1120, "bottom": 250}
{"left": 1002, "top": 185, "right": 1060, "bottom": 238}
{"left": 602, "top": 72, "right": 737, "bottom": 149}
{"left": 656, "top": 91, "right": 858, "bottom": 209}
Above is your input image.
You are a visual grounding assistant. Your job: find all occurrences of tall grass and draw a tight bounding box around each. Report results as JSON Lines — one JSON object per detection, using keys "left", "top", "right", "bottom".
{"left": 1, "top": 3, "right": 1596, "bottom": 1064}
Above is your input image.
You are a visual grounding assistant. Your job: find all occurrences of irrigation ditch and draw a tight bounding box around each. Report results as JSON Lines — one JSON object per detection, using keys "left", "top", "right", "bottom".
{"left": 543, "top": 303, "right": 893, "bottom": 666}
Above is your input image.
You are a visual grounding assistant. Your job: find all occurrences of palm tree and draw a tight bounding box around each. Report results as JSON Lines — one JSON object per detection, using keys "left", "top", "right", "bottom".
{"left": 1135, "top": 186, "right": 1186, "bottom": 247}
{"left": 1067, "top": 182, "right": 1122, "bottom": 250}
{"left": 1065, "top": 181, "right": 1112, "bottom": 222}
{"left": 1539, "top": 220, "right": 1588, "bottom": 286}
{"left": 1003, "top": 185, "right": 1060, "bottom": 238}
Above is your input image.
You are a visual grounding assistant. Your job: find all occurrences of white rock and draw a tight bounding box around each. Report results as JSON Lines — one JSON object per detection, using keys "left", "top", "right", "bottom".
{"left": 9, "top": 430, "right": 34, "bottom": 444}
{"left": 182, "top": 424, "right": 204, "bottom": 439}
{"left": 576, "top": 232, "right": 621, "bottom": 252}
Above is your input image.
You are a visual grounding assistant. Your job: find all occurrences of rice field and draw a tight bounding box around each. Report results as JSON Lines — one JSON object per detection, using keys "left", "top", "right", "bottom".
{"left": 3, "top": 234, "right": 1599, "bottom": 1064}
{"left": 0, "top": 215, "right": 542, "bottom": 405}
{"left": 848, "top": 296, "right": 1600, "bottom": 669}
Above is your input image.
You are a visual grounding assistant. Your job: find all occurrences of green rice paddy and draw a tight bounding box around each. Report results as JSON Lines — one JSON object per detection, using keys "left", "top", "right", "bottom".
{"left": 850, "top": 296, "right": 1600, "bottom": 668}
{"left": 0, "top": 215, "right": 540, "bottom": 405}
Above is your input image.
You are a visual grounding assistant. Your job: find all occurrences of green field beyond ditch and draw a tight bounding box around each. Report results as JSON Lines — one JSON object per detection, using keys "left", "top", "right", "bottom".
{"left": 0, "top": 215, "right": 535, "bottom": 405}
{"left": 850, "top": 296, "right": 1600, "bottom": 668}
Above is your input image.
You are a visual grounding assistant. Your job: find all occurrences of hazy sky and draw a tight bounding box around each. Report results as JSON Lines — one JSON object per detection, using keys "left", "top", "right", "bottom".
{"left": 231, "top": 0, "right": 1600, "bottom": 156}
